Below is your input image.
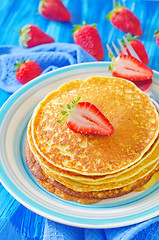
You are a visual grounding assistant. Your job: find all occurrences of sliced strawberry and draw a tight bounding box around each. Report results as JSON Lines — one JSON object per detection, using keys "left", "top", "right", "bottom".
{"left": 133, "top": 79, "right": 152, "bottom": 92}
{"left": 57, "top": 98, "right": 114, "bottom": 136}
{"left": 110, "top": 55, "right": 153, "bottom": 81}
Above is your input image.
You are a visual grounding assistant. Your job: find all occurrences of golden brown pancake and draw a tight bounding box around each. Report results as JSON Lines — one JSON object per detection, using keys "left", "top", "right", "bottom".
{"left": 26, "top": 76, "right": 159, "bottom": 203}
{"left": 41, "top": 160, "right": 159, "bottom": 192}
{"left": 135, "top": 171, "right": 159, "bottom": 192}
{"left": 25, "top": 140, "right": 159, "bottom": 201}
{"left": 27, "top": 119, "right": 159, "bottom": 186}
{"left": 31, "top": 77, "right": 159, "bottom": 175}
{"left": 25, "top": 141, "right": 100, "bottom": 204}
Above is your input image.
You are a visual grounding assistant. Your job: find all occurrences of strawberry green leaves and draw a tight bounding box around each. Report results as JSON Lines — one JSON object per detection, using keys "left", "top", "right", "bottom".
{"left": 57, "top": 97, "right": 81, "bottom": 123}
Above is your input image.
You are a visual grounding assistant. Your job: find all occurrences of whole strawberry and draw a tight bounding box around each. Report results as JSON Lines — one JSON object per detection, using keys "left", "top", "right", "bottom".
{"left": 72, "top": 23, "right": 104, "bottom": 61}
{"left": 154, "top": 30, "right": 159, "bottom": 47}
{"left": 38, "top": 0, "right": 71, "bottom": 22}
{"left": 106, "top": 2, "right": 142, "bottom": 36}
{"left": 14, "top": 60, "right": 43, "bottom": 84}
{"left": 19, "top": 24, "right": 54, "bottom": 48}
{"left": 120, "top": 33, "right": 149, "bottom": 65}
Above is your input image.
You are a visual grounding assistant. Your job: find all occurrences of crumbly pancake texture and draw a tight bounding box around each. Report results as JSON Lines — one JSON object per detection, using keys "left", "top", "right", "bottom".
{"left": 31, "top": 77, "right": 159, "bottom": 175}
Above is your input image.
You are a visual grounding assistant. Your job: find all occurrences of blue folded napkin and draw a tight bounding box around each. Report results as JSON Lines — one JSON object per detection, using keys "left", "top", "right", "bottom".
{"left": 0, "top": 43, "right": 96, "bottom": 93}
{"left": 43, "top": 216, "right": 159, "bottom": 240}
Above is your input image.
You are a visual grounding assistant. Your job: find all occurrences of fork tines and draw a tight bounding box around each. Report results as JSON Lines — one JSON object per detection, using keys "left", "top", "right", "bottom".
{"left": 106, "top": 36, "right": 141, "bottom": 62}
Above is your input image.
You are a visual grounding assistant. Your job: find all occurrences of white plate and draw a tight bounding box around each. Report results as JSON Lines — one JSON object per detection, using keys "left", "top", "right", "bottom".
{"left": 0, "top": 62, "right": 159, "bottom": 228}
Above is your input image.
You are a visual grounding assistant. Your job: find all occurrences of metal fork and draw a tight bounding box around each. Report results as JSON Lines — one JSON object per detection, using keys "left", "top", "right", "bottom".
{"left": 106, "top": 36, "right": 159, "bottom": 110}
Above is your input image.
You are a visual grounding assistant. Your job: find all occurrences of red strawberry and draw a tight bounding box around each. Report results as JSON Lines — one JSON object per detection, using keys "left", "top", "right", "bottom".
{"left": 72, "top": 23, "right": 104, "bottom": 61}
{"left": 154, "top": 30, "right": 159, "bottom": 47}
{"left": 19, "top": 24, "right": 54, "bottom": 48}
{"left": 14, "top": 60, "right": 43, "bottom": 84}
{"left": 133, "top": 79, "right": 152, "bottom": 92}
{"left": 57, "top": 97, "right": 114, "bottom": 136}
{"left": 106, "top": 2, "right": 142, "bottom": 36}
{"left": 110, "top": 55, "right": 153, "bottom": 81}
{"left": 38, "top": 0, "right": 71, "bottom": 22}
{"left": 120, "top": 33, "right": 149, "bottom": 65}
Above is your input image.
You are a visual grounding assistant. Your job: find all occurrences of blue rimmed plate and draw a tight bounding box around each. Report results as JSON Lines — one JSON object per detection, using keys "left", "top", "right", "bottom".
{"left": 0, "top": 62, "right": 159, "bottom": 228}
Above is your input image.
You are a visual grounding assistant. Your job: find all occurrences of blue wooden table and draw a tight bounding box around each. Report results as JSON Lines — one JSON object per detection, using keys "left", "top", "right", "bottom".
{"left": 0, "top": 0, "right": 159, "bottom": 239}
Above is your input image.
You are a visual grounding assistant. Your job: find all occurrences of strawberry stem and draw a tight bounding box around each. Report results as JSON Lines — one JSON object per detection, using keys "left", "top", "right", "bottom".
{"left": 108, "top": 53, "right": 116, "bottom": 72}
{"left": 57, "top": 97, "right": 81, "bottom": 123}
{"left": 14, "top": 62, "right": 21, "bottom": 67}
{"left": 113, "top": 0, "right": 116, "bottom": 8}
{"left": 38, "top": 0, "right": 46, "bottom": 13}
{"left": 14, "top": 60, "right": 25, "bottom": 72}
{"left": 14, "top": 60, "right": 31, "bottom": 72}
{"left": 72, "top": 22, "right": 97, "bottom": 37}
{"left": 108, "top": 52, "right": 115, "bottom": 60}
{"left": 125, "top": 33, "right": 138, "bottom": 41}
{"left": 154, "top": 30, "right": 159, "bottom": 37}
{"left": 106, "top": 2, "right": 123, "bottom": 20}
{"left": 83, "top": 20, "right": 86, "bottom": 26}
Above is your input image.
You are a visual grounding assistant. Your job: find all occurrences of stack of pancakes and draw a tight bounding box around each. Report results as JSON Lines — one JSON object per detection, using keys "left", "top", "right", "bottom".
{"left": 26, "top": 77, "right": 159, "bottom": 204}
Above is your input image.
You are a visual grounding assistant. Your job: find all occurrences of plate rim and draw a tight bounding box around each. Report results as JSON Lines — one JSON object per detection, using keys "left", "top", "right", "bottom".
{"left": 0, "top": 61, "right": 159, "bottom": 228}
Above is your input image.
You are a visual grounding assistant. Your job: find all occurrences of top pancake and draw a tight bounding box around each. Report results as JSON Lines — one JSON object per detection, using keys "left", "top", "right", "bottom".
{"left": 31, "top": 76, "right": 159, "bottom": 175}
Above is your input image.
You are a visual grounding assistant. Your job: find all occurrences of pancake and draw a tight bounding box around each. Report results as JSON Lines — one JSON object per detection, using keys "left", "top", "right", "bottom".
{"left": 135, "top": 171, "right": 159, "bottom": 192}
{"left": 25, "top": 141, "right": 100, "bottom": 204}
{"left": 41, "top": 158, "right": 158, "bottom": 192}
{"left": 26, "top": 76, "right": 159, "bottom": 204}
{"left": 31, "top": 77, "right": 159, "bottom": 176}
{"left": 28, "top": 119, "right": 159, "bottom": 185}
{"left": 25, "top": 140, "right": 159, "bottom": 201}
{"left": 51, "top": 166, "right": 159, "bottom": 200}
{"left": 28, "top": 120, "right": 159, "bottom": 191}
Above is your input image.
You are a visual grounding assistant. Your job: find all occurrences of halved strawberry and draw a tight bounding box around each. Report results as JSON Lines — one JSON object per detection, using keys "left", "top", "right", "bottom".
{"left": 110, "top": 55, "right": 153, "bottom": 81}
{"left": 57, "top": 97, "right": 114, "bottom": 136}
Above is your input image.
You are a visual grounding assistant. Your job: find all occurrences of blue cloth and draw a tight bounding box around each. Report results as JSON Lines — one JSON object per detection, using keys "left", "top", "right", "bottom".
{"left": 1, "top": 0, "right": 159, "bottom": 240}
{"left": 0, "top": 43, "right": 95, "bottom": 93}
{"left": 43, "top": 216, "right": 159, "bottom": 240}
